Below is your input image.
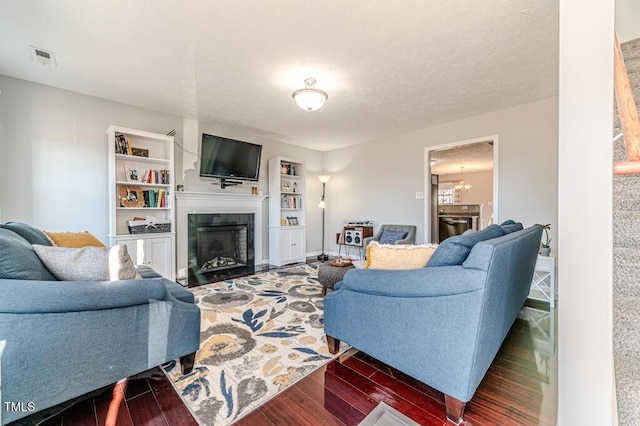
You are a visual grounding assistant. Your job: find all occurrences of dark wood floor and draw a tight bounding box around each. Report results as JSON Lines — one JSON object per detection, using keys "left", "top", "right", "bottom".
{"left": 15, "top": 304, "right": 556, "bottom": 426}
{"left": 235, "top": 305, "right": 557, "bottom": 426}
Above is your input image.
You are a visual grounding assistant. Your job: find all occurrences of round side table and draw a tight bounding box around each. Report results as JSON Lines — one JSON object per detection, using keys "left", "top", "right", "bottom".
{"left": 318, "top": 264, "right": 354, "bottom": 296}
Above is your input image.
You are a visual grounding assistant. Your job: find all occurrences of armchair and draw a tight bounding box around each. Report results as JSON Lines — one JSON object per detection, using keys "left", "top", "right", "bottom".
{"left": 362, "top": 224, "right": 416, "bottom": 249}
{"left": 324, "top": 224, "right": 542, "bottom": 424}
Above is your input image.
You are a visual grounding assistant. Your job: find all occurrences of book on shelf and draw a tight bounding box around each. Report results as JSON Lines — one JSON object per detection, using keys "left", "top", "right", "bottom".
{"left": 115, "top": 134, "right": 127, "bottom": 155}
{"left": 141, "top": 169, "right": 170, "bottom": 184}
{"left": 141, "top": 189, "right": 169, "bottom": 208}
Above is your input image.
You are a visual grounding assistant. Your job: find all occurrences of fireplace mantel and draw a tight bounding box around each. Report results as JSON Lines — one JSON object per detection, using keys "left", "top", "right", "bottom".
{"left": 175, "top": 192, "right": 267, "bottom": 280}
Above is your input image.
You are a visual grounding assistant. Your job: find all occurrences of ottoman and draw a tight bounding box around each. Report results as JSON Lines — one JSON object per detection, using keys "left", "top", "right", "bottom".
{"left": 318, "top": 263, "right": 354, "bottom": 296}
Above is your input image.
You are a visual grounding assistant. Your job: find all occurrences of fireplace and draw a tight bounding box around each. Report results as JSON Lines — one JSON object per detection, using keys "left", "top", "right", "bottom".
{"left": 188, "top": 213, "right": 255, "bottom": 285}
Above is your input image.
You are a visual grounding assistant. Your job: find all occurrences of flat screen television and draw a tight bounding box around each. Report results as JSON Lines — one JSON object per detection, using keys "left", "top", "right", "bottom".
{"left": 199, "top": 134, "right": 262, "bottom": 183}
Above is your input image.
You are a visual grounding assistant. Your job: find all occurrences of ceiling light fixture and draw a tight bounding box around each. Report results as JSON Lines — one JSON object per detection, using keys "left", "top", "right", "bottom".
{"left": 292, "top": 77, "right": 328, "bottom": 112}
{"left": 453, "top": 166, "right": 471, "bottom": 191}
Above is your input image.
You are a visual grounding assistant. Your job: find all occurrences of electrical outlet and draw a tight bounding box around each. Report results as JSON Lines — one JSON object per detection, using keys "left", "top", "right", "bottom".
{"left": 415, "top": 191, "right": 424, "bottom": 199}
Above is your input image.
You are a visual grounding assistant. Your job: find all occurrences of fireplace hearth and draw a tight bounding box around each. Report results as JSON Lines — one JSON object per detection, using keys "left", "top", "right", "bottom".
{"left": 188, "top": 213, "right": 255, "bottom": 285}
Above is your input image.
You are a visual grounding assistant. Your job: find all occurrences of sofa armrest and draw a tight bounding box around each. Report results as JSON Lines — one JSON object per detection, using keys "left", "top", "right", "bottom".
{"left": 0, "top": 278, "right": 178, "bottom": 314}
{"left": 336, "top": 266, "right": 487, "bottom": 298}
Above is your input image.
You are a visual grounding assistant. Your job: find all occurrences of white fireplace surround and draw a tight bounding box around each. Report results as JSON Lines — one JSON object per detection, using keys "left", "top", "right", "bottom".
{"left": 175, "top": 192, "right": 267, "bottom": 280}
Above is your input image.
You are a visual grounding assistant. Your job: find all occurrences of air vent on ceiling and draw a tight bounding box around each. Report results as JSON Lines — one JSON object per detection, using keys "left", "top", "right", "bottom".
{"left": 29, "top": 45, "right": 57, "bottom": 67}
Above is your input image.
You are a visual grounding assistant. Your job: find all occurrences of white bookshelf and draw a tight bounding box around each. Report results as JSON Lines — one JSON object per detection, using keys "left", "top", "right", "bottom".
{"left": 268, "top": 156, "right": 306, "bottom": 266}
{"left": 107, "top": 125, "right": 176, "bottom": 279}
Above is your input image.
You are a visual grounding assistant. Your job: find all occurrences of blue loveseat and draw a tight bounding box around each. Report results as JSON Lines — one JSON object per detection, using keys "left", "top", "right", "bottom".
{"left": 324, "top": 222, "right": 542, "bottom": 424}
{"left": 0, "top": 223, "right": 201, "bottom": 424}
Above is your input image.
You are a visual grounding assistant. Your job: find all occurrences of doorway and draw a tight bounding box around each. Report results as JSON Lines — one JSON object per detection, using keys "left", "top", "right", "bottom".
{"left": 423, "top": 135, "right": 498, "bottom": 244}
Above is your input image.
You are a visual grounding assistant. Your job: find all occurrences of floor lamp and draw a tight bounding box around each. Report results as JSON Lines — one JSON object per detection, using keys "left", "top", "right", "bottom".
{"left": 317, "top": 175, "right": 331, "bottom": 261}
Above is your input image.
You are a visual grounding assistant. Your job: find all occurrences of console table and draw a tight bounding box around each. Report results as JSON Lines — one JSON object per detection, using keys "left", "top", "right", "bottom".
{"left": 529, "top": 254, "right": 557, "bottom": 307}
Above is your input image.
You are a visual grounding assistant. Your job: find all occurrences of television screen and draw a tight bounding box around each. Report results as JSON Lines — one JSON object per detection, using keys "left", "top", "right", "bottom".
{"left": 199, "top": 134, "right": 262, "bottom": 181}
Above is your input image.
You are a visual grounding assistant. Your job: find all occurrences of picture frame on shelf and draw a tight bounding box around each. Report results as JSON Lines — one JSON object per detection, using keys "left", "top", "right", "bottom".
{"left": 281, "top": 196, "right": 291, "bottom": 209}
{"left": 118, "top": 186, "right": 145, "bottom": 208}
{"left": 287, "top": 216, "right": 299, "bottom": 226}
{"left": 131, "top": 147, "right": 149, "bottom": 157}
{"left": 125, "top": 165, "right": 141, "bottom": 183}
{"left": 281, "top": 180, "right": 292, "bottom": 193}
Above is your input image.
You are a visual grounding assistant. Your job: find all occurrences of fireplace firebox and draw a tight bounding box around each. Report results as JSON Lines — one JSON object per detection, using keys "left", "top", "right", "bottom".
{"left": 188, "top": 213, "right": 255, "bottom": 286}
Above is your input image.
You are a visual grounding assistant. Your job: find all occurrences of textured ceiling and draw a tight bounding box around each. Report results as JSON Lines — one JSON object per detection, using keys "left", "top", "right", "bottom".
{"left": 431, "top": 142, "right": 494, "bottom": 175}
{"left": 0, "top": 1, "right": 559, "bottom": 151}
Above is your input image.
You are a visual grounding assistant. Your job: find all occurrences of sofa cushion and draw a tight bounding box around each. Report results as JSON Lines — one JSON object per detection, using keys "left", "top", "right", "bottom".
{"left": 0, "top": 228, "right": 57, "bottom": 280}
{"left": 1, "top": 222, "right": 52, "bottom": 246}
{"left": 43, "top": 231, "right": 105, "bottom": 248}
{"left": 365, "top": 242, "right": 437, "bottom": 269}
{"left": 427, "top": 224, "right": 505, "bottom": 267}
{"left": 378, "top": 230, "right": 408, "bottom": 244}
{"left": 32, "top": 244, "right": 137, "bottom": 281}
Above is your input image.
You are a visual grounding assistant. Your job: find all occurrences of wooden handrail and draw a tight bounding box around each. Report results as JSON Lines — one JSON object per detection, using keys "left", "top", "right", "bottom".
{"left": 614, "top": 32, "right": 640, "bottom": 175}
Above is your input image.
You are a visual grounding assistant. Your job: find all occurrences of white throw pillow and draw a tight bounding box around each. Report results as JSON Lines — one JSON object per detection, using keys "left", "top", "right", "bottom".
{"left": 33, "top": 244, "right": 138, "bottom": 281}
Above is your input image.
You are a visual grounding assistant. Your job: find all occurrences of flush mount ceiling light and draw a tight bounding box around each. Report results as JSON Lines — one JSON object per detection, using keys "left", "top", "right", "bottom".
{"left": 292, "top": 77, "right": 328, "bottom": 111}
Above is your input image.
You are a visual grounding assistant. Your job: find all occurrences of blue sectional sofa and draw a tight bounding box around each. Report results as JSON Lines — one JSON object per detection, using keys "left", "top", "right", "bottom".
{"left": 324, "top": 222, "right": 542, "bottom": 424}
{"left": 0, "top": 223, "right": 201, "bottom": 424}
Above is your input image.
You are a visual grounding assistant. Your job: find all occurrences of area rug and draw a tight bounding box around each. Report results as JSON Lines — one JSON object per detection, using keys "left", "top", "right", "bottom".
{"left": 163, "top": 264, "right": 344, "bottom": 425}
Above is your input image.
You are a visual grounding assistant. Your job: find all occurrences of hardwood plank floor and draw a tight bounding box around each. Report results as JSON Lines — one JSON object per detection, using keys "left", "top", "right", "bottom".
{"left": 12, "top": 303, "right": 556, "bottom": 425}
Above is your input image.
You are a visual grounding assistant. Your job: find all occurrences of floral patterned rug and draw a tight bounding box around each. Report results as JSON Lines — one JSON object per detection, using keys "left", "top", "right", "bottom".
{"left": 163, "top": 263, "right": 343, "bottom": 425}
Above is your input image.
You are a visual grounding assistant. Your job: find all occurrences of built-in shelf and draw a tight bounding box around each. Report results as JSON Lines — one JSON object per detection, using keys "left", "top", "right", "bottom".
{"left": 115, "top": 153, "right": 171, "bottom": 164}
{"left": 269, "top": 156, "right": 307, "bottom": 266}
{"left": 116, "top": 207, "right": 172, "bottom": 210}
{"left": 108, "top": 125, "right": 176, "bottom": 279}
{"left": 116, "top": 181, "right": 171, "bottom": 188}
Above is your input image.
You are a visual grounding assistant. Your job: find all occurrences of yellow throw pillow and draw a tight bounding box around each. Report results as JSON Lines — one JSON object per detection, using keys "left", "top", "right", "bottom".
{"left": 44, "top": 231, "right": 105, "bottom": 248}
{"left": 365, "top": 242, "right": 438, "bottom": 270}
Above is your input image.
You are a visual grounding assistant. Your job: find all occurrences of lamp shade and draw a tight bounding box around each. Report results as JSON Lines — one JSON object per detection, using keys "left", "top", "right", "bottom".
{"left": 318, "top": 175, "right": 331, "bottom": 184}
{"left": 292, "top": 78, "right": 328, "bottom": 112}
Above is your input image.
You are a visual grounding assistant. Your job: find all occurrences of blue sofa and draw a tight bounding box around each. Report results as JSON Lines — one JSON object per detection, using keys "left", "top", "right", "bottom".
{"left": 0, "top": 223, "right": 201, "bottom": 424}
{"left": 324, "top": 223, "right": 542, "bottom": 424}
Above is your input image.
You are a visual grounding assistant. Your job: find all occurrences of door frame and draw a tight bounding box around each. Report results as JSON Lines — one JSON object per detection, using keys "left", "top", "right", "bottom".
{"left": 423, "top": 135, "right": 499, "bottom": 243}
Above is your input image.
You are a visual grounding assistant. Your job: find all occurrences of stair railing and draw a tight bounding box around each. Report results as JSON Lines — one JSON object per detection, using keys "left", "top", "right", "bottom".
{"left": 614, "top": 33, "right": 640, "bottom": 175}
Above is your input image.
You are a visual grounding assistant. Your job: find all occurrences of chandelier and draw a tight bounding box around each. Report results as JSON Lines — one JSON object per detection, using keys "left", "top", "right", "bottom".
{"left": 453, "top": 166, "right": 471, "bottom": 191}
{"left": 292, "top": 77, "right": 328, "bottom": 111}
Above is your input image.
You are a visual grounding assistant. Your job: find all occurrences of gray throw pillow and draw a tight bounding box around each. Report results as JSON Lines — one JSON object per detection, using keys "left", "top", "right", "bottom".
{"left": 427, "top": 224, "right": 505, "bottom": 266}
{"left": 32, "top": 244, "right": 138, "bottom": 281}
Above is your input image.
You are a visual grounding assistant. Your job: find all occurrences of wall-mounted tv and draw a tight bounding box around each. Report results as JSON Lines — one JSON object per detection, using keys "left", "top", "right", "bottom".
{"left": 199, "top": 134, "right": 262, "bottom": 186}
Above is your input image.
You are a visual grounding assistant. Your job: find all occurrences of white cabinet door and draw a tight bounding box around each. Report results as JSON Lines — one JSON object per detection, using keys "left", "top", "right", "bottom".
{"left": 147, "top": 237, "right": 172, "bottom": 278}
{"left": 279, "top": 230, "right": 293, "bottom": 262}
{"left": 279, "top": 228, "right": 305, "bottom": 264}
{"left": 115, "top": 236, "right": 174, "bottom": 279}
{"left": 288, "top": 228, "right": 305, "bottom": 261}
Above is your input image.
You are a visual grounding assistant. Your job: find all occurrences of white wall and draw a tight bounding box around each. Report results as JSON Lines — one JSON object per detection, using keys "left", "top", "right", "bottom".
{"left": 0, "top": 75, "right": 183, "bottom": 242}
{"left": 616, "top": 0, "right": 640, "bottom": 42}
{"left": 0, "top": 75, "right": 324, "bottom": 262}
{"left": 322, "top": 97, "right": 558, "bottom": 254}
{"left": 558, "top": 0, "right": 614, "bottom": 423}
